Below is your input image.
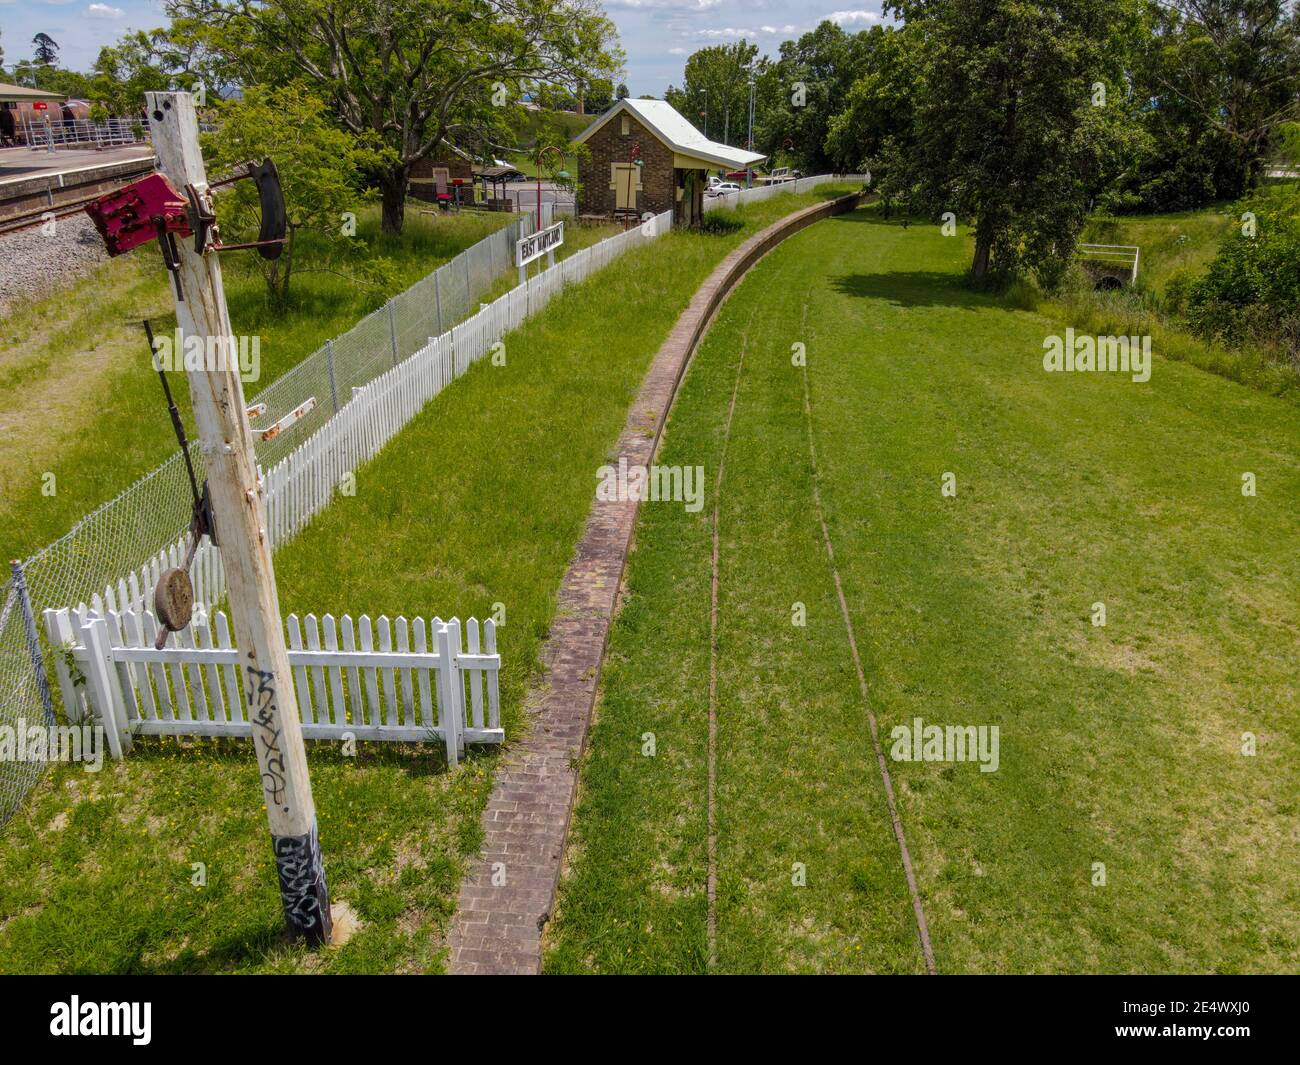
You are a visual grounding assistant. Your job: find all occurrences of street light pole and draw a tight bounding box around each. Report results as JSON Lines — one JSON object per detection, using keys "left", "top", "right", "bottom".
{"left": 746, "top": 73, "right": 756, "bottom": 189}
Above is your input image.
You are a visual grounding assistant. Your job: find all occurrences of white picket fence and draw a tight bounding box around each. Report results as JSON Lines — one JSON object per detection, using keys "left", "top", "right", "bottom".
{"left": 69, "top": 209, "right": 675, "bottom": 631}
{"left": 43, "top": 606, "right": 500, "bottom": 766}
{"left": 704, "top": 173, "right": 868, "bottom": 212}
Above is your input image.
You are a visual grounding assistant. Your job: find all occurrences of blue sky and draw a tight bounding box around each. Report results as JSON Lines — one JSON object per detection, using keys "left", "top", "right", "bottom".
{"left": 0, "top": 0, "right": 889, "bottom": 96}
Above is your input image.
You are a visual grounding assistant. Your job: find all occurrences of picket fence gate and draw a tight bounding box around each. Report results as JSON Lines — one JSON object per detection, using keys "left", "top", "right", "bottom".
{"left": 43, "top": 606, "right": 500, "bottom": 767}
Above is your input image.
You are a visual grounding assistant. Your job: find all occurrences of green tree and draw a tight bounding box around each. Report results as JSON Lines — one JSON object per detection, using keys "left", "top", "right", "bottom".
{"left": 32, "top": 33, "right": 59, "bottom": 69}
{"left": 762, "top": 22, "right": 874, "bottom": 172}
{"left": 580, "top": 76, "right": 613, "bottom": 113}
{"left": 890, "top": 0, "right": 1143, "bottom": 285}
{"left": 1186, "top": 185, "right": 1300, "bottom": 358}
{"left": 170, "top": 0, "right": 622, "bottom": 235}
{"left": 92, "top": 32, "right": 173, "bottom": 116}
{"left": 665, "top": 42, "right": 762, "bottom": 146}
{"left": 1147, "top": 1, "right": 1300, "bottom": 200}
{"left": 202, "top": 84, "right": 380, "bottom": 307}
{"left": 825, "top": 26, "right": 919, "bottom": 181}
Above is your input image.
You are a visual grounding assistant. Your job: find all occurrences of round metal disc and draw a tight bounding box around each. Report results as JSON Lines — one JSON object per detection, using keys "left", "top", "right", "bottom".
{"left": 154, "top": 567, "right": 194, "bottom": 632}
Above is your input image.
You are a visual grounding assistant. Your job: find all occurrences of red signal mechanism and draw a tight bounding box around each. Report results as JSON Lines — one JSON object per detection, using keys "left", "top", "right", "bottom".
{"left": 84, "top": 160, "right": 288, "bottom": 302}
{"left": 85, "top": 172, "right": 192, "bottom": 298}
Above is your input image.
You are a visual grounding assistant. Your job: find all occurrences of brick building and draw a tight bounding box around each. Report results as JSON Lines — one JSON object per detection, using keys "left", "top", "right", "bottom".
{"left": 408, "top": 146, "right": 475, "bottom": 207}
{"left": 574, "top": 98, "right": 765, "bottom": 226}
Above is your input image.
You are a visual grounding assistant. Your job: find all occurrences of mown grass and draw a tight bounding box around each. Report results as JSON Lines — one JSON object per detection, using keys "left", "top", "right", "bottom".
{"left": 0, "top": 185, "right": 858, "bottom": 973}
{"left": 0, "top": 205, "right": 515, "bottom": 563}
{"left": 544, "top": 205, "right": 1299, "bottom": 973}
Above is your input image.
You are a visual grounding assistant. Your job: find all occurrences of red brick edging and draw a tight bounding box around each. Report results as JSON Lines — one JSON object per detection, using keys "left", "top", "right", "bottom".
{"left": 445, "top": 192, "right": 864, "bottom": 974}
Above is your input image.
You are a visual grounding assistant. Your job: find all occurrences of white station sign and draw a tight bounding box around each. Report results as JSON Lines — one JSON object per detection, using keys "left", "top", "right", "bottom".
{"left": 516, "top": 221, "right": 565, "bottom": 268}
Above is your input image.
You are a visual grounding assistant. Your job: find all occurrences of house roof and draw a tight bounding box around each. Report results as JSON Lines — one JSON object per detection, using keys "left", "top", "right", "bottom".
{"left": 574, "top": 97, "right": 766, "bottom": 170}
{"left": 0, "top": 82, "right": 68, "bottom": 104}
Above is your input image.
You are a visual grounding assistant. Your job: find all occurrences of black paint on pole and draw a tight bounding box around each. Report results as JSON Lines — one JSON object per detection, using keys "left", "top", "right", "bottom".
{"left": 272, "top": 820, "right": 332, "bottom": 944}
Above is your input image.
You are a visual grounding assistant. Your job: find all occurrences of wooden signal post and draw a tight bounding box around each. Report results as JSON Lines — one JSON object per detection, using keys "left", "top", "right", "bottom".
{"left": 145, "top": 91, "right": 332, "bottom": 944}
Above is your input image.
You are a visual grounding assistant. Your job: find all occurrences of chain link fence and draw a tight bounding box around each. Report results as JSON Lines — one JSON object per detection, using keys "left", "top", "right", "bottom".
{"left": 0, "top": 207, "right": 544, "bottom": 827}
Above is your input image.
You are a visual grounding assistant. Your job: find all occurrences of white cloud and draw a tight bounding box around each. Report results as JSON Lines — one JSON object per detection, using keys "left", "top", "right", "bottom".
{"left": 683, "top": 25, "right": 800, "bottom": 40}
{"left": 86, "top": 2, "right": 124, "bottom": 15}
{"left": 606, "top": 0, "right": 722, "bottom": 9}
{"left": 827, "top": 9, "right": 881, "bottom": 25}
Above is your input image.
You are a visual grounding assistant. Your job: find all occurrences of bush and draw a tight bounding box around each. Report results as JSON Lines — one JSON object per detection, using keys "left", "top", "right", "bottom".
{"left": 1162, "top": 267, "right": 1198, "bottom": 316}
{"left": 697, "top": 211, "right": 744, "bottom": 235}
{"left": 1186, "top": 190, "right": 1300, "bottom": 364}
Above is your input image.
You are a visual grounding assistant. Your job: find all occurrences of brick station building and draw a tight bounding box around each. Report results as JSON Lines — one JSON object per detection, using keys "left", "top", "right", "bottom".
{"left": 574, "top": 97, "right": 766, "bottom": 226}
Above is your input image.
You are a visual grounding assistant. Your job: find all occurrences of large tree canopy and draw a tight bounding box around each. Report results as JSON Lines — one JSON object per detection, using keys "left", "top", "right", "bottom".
{"left": 1145, "top": 1, "right": 1300, "bottom": 200}
{"left": 170, "top": 0, "right": 623, "bottom": 232}
{"left": 885, "top": 0, "right": 1144, "bottom": 283}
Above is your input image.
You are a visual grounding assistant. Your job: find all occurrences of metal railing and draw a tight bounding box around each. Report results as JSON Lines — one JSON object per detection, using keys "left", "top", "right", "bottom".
{"left": 22, "top": 116, "right": 144, "bottom": 151}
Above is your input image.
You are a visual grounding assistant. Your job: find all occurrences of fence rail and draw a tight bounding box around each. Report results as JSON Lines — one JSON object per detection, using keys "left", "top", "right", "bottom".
{"left": 1078, "top": 243, "right": 1140, "bottom": 285}
{"left": 704, "top": 173, "right": 868, "bottom": 212}
{"left": 22, "top": 116, "right": 143, "bottom": 149}
{"left": 0, "top": 205, "right": 674, "bottom": 821}
{"left": 44, "top": 607, "right": 499, "bottom": 767}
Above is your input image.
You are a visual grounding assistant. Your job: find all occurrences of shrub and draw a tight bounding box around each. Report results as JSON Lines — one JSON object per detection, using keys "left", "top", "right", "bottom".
{"left": 697, "top": 211, "right": 744, "bottom": 235}
{"left": 1186, "top": 190, "right": 1300, "bottom": 364}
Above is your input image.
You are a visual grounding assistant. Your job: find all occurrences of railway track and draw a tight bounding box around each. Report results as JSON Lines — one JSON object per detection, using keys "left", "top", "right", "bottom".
{"left": 0, "top": 194, "right": 107, "bottom": 239}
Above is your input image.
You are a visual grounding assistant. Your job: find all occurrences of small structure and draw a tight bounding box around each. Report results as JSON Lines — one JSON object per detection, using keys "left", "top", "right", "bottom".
{"left": 574, "top": 97, "right": 765, "bottom": 226}
{"left": 0, "top": 82, "right": 69, "bottom": 148}
{"left": 409, "top": 146, "right": 475, "bottom": 208}
{"left": 473, "top": 164, "right": 525, "bottom": 211}
{"left": 1078, "top": 243, "right": 1140, "bottom": 289}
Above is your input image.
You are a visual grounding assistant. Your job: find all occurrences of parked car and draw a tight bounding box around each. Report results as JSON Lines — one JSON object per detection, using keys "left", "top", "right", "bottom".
{"left": 706, "top": 182, "right": 743, "bottom": 197}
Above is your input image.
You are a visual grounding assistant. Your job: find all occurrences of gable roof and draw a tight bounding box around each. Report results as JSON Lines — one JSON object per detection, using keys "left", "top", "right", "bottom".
{"left": 575, "top": 97, "right": 766, "bottom": 170}
{"left": 0, "top": 82, "right": 68, "bottom": 105}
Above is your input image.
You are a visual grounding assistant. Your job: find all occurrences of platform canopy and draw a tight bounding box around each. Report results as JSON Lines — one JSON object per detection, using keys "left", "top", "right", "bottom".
{"left": 0, "top": 82, "right": 68, "bottom": 104}
{"left": 574, "top": 97, "right": 766, "bottom": 172}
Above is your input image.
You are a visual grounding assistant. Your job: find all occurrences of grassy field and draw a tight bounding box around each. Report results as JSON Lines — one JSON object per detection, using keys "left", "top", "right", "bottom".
{"left": 0, "top": 206, "right": 516, "bottom": 563}
{"left": 0, "top": 186, "right": 858, "bottom": 973}
{"left": 543, "top": 205, "right": 1300, "bottom": 973}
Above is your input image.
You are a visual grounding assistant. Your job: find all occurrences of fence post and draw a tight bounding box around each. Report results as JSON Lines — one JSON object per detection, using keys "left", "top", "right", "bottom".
{"left": 325, "top": 339, "right": 338, "bottom": 413}
{"left": 9, "top": 560, "right": 55, "bottom": 726}
{"left": 387, "top": 300, "right": 399, "bottom": 368}
{"left": 78, "top": 614, "right": 128, "bottom": 758}
{"left": 433, "top": 268, "right": 444, "bottom": 335}
{"left": 435, "top": 621, "right": 461, "bottom": 767}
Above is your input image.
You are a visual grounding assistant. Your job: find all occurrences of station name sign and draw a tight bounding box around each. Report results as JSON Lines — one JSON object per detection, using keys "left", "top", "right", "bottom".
{"left": 516, "top": 221, "right": 564, "bottom": 268}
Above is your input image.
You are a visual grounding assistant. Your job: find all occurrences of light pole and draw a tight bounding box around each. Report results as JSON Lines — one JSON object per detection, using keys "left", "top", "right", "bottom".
{"left": 746, "top": 72, "right": 756, "bottom": 189}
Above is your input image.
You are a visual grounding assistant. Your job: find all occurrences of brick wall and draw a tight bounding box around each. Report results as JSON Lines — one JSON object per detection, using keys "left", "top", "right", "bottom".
{"left": 409, "top": 157, "right": 473, "bottom": 204}
{"left": 578, "top": 111, "right": 677, "bottom": 218}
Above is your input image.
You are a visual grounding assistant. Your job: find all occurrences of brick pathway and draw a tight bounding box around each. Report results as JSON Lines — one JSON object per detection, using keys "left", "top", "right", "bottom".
{"left": 445, "top": 192, "right": 863, "bottom": 974}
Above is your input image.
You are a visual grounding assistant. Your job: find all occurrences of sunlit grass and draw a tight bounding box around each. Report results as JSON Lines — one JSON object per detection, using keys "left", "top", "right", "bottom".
{"left": 545, "top": 206, "right": 1299, "bottom": 974}
{"left": 0, "top": 187, "right": 856, "bottom": 974}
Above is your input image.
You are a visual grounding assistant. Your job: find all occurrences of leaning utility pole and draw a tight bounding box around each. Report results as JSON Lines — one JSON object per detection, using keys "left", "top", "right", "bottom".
{"left": 145, "top": 91, "right": 332, "bottom": 945}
